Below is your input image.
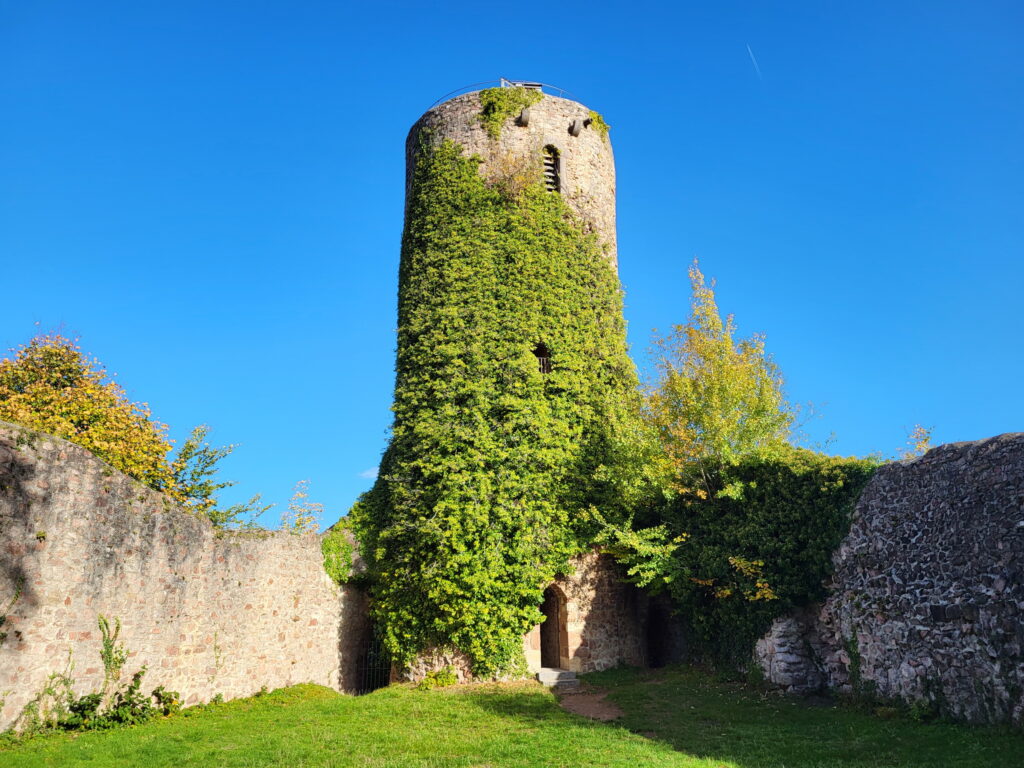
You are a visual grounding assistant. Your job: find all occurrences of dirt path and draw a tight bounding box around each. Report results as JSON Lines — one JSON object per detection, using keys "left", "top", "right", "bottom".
{"left": 557, "top": 688, "right": 623, "bottom": 721}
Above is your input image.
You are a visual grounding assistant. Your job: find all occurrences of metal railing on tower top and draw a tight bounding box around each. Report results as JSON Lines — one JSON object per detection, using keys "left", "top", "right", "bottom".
{"left": 425, "top": 79, "right": 577, "bottom": 111}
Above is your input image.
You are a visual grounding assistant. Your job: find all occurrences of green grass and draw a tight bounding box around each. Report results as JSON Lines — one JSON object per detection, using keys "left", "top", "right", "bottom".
{"left": 2, "top": 666, "right": 1021, "bottom": 767}
{"left": 590, "top": 666, "right": 1023, "bottom": 767}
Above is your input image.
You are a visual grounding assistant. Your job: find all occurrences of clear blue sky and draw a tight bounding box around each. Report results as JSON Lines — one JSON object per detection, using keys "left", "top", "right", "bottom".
{"left": 2, "top": 1, "right": 1022, "bottom": 527}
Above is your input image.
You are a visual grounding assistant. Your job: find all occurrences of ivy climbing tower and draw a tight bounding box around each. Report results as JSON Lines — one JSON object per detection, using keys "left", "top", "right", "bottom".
{"left": 353, "top": 82, "right": 648, "bottom": 678}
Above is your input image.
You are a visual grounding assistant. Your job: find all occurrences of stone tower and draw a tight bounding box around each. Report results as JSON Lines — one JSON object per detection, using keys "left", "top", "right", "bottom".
{"left": 407, "top": 85, "right": 619, "bottom": 267}
{"left": 354, "top": 83, "right": 643, "bottom": 678}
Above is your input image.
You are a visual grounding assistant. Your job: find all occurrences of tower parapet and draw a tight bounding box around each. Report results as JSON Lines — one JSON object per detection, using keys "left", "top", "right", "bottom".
{"left": 407, "top": 87, "right": 618, "bottom": 269}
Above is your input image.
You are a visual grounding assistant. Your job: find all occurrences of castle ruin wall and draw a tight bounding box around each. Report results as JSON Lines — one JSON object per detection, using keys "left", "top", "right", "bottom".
{"left": 756, "top": 433, "right": 1024, "bottom": 724}
{"left": 0, "top": 422, "right": 369, "bottom": 731}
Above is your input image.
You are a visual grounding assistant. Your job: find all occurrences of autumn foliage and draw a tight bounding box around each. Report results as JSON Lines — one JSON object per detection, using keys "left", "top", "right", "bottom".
{"left": 0, "top": 333, "right": 268, "bottom": 528}
{"left": 603, "top": 264, "right": 878, "bottom": 666}
{"left": 645, "top": 261, "right": 793, "bottom": 495}
{"left": 0, "top": 334, "right": 175, "bottom": 491}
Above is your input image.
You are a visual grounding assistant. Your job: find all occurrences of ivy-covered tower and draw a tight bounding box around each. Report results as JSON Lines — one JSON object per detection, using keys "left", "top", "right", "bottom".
{"left": 354, "top": 83, "right": 648, "bottom": 677}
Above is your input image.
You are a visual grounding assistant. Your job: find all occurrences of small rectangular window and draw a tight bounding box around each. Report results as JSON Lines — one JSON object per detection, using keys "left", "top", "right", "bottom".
{"left": 543, "top": 146, "right": 560, "bottom": 193}
{"left": 534, "top": 343, "right": 552, "bottom": 374}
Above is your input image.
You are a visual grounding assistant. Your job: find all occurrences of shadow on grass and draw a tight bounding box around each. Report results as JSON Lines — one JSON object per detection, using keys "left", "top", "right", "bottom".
{"left": 474, "top": 666, "right": 1024, "bottom": 768}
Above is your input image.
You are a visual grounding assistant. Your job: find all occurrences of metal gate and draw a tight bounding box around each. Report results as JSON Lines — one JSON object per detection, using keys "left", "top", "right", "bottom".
{"left": 356, "top": 628, "right": 392, "bottom": 695}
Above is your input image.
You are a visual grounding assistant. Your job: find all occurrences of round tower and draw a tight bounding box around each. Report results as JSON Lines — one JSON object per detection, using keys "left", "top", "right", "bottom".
{"left": 407, "top": 86, "right": 618, "bottom": 268}
{"left": 354, "top": 84, "right": 643, "bottom": 679}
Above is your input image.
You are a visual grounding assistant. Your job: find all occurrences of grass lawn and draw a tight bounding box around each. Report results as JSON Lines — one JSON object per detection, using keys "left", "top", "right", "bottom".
{"left": 590, "top": 665, "right": 1023, "bottom": 767}
{"left": 2, "top": 666, "right": 1020, "bottom": 767}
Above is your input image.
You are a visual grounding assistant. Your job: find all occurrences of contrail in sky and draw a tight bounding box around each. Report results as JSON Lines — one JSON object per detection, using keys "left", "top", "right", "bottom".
{"left": 746, "top": 44, "right": 763, "bottom": 80}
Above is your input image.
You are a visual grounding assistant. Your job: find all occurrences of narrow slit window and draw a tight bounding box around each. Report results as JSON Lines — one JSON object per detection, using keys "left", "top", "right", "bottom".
{"left": 542, "top": 146, "right": 560, "bottom": 193}
{"left": 534, "top": 343, "right": 552, "bottom": 374}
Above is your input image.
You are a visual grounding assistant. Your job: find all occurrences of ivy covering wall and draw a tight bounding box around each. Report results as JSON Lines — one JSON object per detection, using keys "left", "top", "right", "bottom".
{"left": 351, "top": 138, "right": 651, "bottom": 677}
{"left": 477, "top": 87, "right": 543, "bottom": 139}
{"left": 656, "top": 447, "right": 878, "bottom": 666}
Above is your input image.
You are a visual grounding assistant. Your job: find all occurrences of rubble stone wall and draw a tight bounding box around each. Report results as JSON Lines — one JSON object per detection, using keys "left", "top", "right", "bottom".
{"left": 756, "top": 433, "right": 1024, "bottom": 724}
{"left": 0, "top": 422, "right": 369, "bottom": 732}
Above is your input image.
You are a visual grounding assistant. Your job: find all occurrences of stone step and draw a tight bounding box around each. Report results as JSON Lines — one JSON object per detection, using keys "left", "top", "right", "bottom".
{"left": 537, "top": 667, "right": 577, "bottom": 686}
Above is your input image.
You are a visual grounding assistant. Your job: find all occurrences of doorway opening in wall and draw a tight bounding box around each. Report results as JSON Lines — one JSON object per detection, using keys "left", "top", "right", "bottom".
{"left": 540, "top": 585, "right": 567, "bottom": 668}
{"left": 645, "top": 600, "right": 672, "bottom": 668}
{"left": 355, "top": 625, "right": 392, "bottom": 694}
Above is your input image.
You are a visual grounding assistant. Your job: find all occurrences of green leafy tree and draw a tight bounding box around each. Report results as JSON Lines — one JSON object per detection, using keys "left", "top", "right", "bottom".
{"left": 600, "top": 268, "right": 877, "bottom": 665}
{"left": 168, "top": 424, "right": 270, "bottom": 528}
{"left": 169, "top": 425, "right": 234, "bottom": 517}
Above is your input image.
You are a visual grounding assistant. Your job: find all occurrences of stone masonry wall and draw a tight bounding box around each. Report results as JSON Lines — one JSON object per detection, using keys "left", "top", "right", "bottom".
{"left": 408, "top": 90, "right": 619, "bottom": 268}
{"left": 756, "top": 433, "right": 1024, "bottom": 724}
{"left": 524, "top": 550, "right": 646, "bottom": 674}
{"left": 0, "top": 422, "right": 369, "bottom": 732}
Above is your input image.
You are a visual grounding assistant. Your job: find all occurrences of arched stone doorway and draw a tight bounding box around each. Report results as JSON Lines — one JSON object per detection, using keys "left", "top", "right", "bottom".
{"left": 540, "top": 585, "right": 568, "bottom": 668}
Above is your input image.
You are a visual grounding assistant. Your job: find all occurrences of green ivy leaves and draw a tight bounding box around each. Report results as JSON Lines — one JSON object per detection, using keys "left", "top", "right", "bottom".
{"left": 351, "top": 138, "right": 649, "bottom": 677}
{"left": 477, "top": 87, "right": 543, "bottom": 140}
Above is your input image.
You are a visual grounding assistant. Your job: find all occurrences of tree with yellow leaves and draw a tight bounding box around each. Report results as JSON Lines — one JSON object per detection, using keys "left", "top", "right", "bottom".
{"left": 645, "top": 260, "right": 794, "bottom": 497}
{"left": 0, "top": 333, "right": 175, "bottom": 491}
{"left": 599, "top": 264, "right": 878, "bottom": 666}
{"left": 0, "top": 333, "right": 269, "bottom": 528}
{"left": 902, "top": 424, "right": 933, "bottom": 459}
